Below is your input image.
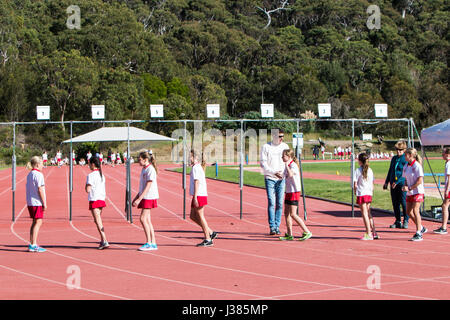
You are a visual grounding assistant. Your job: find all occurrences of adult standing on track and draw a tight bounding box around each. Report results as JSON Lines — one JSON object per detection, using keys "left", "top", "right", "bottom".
{"left": 383, "top": 140, "right": 409, "bottom": 229}
{"left": 260, "top": 128, "right": 289, "bottom": 235}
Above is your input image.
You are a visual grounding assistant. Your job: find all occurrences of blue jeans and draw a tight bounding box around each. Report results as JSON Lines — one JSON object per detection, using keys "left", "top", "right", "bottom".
{"left": 265, "top": 178, "right": 285, "bottom": 231}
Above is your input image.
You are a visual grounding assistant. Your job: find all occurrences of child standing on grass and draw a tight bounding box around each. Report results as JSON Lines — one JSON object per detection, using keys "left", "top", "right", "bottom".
{"left": 85, "top": 156, "right": 109, "bottom": 250}
{"left": 26, "top": 156, "right": 47, "bottom": 252}
{"left": 402, "top": 148, "right": 427, "bottom": 241}
{"left": 434, "top": 147, "right": 450, "bottom": 235}
{"left": 189, "top": 150, "right": 217, "bottom": 247}
{"left": 354, "top": 153, "right": 378, "bottom": 240}
{"left": 279, "top": 149, "right": 312, "bottom": 241}
{"left": 132, "top": 151, "right": 159, "bottom": 251}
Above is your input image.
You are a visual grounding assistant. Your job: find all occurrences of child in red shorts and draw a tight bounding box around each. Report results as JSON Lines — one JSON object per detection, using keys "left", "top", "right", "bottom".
{"left": 354, "top": 153, "right": 378, "bottom": 240}
{"left": 132, "top": 151, "right": 159, "bottom": 251}
{"left": 189, "top": 150, "right": 217, "bottom": 247}
{"left": 26, "top": 156, "right": 47, "bottom": 252}
{"left": 279, "top": 149, "right": 311, "bottom": 241}
{"left": 86, "top": 156, "right": 109, "bottom": 249}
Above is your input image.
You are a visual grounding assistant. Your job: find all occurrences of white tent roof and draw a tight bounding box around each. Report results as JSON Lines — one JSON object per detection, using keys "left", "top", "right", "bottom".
{"left": 420, "top": 119, "right": 450, "bottom": 146}
{"left": 63, "top": 126, "right": 176, "bottom": 143}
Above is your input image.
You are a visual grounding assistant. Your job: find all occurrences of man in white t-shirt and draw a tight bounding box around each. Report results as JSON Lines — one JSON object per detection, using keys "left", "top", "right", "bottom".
{"left": 260, "top": 128, "right": 289, "bottom": 235}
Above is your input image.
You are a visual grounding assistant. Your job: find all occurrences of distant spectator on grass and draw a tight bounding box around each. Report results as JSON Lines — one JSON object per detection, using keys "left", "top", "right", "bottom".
{"left": 383, "top": 140, "right": 409, "bottom": 229}
{"left": 260, "top": 128, "right": 289, "bottom": 235}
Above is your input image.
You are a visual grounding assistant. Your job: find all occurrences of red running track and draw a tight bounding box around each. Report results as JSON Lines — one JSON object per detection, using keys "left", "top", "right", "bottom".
{"left": 0, "top": 165, "right": 449, "bottom": 300}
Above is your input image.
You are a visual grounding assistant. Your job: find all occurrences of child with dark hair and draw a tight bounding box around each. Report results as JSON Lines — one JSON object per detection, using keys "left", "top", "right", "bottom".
{"left": 86, "top": 156, "right": 109, "bottom": 249}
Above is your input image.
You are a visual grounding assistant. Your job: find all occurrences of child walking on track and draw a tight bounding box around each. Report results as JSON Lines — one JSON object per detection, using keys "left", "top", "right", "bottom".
{"left": 189, "top": 150, "right": 217, "bottom": 247}
{"left": 354, "top": 153, "right": 378, "bottom": 240}
{"left": 279, "top": 149, "right": 312, "bottom": 241}
{"left": 434, "top": 147, "right": 450, "bottom": 235}
{"left": 402, "top": 148, "right": 427, "bottom": 241}
{"left": 26, "top": 156, "right": 47, "bottom": 252}
{"left": 132, "top": 151, "right": 159, "bottom": 251}
{"left": 85, "top": 156, "right": 109, "bottom": 250}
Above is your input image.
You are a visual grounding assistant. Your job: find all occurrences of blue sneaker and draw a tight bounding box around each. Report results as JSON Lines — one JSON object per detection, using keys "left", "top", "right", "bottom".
{"left": 138, "top": 243, "right": 158, "bottom": 251}
{"left": 28, "top": 244, "right": 46, "bottom": 252}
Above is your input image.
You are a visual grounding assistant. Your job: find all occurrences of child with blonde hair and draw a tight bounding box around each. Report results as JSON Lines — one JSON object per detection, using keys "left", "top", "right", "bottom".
{"left": 279, "top": 149, "right": 312, "bottom": 241}
{"left": 402, "top": 148, "right": 427, "bottom": 241}
{"left": 26, "top": 156, "right": 47, "bottom": 252}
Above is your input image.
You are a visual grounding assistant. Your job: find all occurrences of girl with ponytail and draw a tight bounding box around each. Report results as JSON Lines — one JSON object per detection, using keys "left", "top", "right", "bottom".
{"left": 189, "top": 149, "right": 217, "bottom": 247}
{"left": 86, "top": 156, "right": 109, "bottom": 249}
{"left": 280, "top": 149, "right": 312, "bottom": 241}
{"left": 354, "top": 153, "right": 378, "bottom": 240}
{"left": 402, "top": 148, "right": 427, "bottom": 241}
{"left": 133, "top": 151, "right": 159, "bottom": 251}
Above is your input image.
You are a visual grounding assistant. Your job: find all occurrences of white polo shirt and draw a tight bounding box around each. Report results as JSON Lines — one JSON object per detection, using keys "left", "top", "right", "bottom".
{"left": 189, "top": 163, "right": 208, "bottom": 196}
{"left": 86, "top": 170, "right": 106, "bottom": 201}
{"left": 139, "top": 164, "right": 159, "bottom": 200}
{"left": 402, "top": 160, "right": 425, "bottom": 195}
{"left": 26, "top": 169, "right": 45, "bottom": 206}
{"left": 284, "top": 161, "right": 301, "bottom": 193}
{"left": 353, "top": 167, "right": 374, "bottom": 196}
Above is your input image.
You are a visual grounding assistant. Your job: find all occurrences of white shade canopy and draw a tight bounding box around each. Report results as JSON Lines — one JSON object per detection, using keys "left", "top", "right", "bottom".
{"left": 63, "top": 126, "right": 176, "bottom": 143}
{"left": 420, "top": 119, "right": 450, "bottom": 146}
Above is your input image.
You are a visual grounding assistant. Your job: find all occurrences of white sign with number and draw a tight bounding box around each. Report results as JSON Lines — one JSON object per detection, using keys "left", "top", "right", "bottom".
{"left": 206, "top": 104, "right": 220, "bottom": 118}
{"left": 150, "top": 105, "right": 164, "bottom": 118}
{"left": 261, "top": 104, "right": 274, "bottom": 118}
{"left": 91, "top": 105, "right": 105, "bottom": 120}
{"left": 375, "top": 104, "right": 388, "bottom": 117}
{"left": 318, "top": 103, "right": 331, "bottom": 118}
{"left": 36, "top": 106, "right": 50, "bottom": 120}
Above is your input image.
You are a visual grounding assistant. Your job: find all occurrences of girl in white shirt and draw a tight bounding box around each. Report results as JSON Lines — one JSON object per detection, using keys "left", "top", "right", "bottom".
{"left": 189, "top": 150, "right": 217, "bottom": 247}
{"left": 402, "top": 148, "right": 427, "bottom": 241}
{"left": 86, "top": 156, "right": 109, "bottom": 250}
{"left": 279, "top": 149, "right": 312, "bottom": 241}
{"left": 354, "top": 153, "right": 378, "bottom": 240}
{"left": 435, "top": 147, "right": 450, "bottom": 234}
{"left": 26, "top": 156, "right": 47, "bottom": 252}
{"left": 132, "top": 151, "right": 159, "bottom": 251}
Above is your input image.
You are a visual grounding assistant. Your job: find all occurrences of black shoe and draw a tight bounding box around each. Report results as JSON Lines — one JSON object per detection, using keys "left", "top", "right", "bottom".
{"left": 275, "top": 229, "right": 281, "bottom": 235}
{"left": 196, "top": 239, "right": 213, "bottom": 247}
{"left": 402, "top": 222, "right": 408, "bottom": 229}
{"left": 433, "top": 227, "right": 448, "bottom": 235}
{"left": 421, "top": 226, "right": 428, "bottom": 234}
{"left": 390, "top": 222, "right": 402, "bottom": 228}
{"left": 210, "top": 231, "right": 218, "bottom": 240}
{"left": 410, "top": 233, "right": 423, "bottom": 242}
{"left": 270, "top": 229, "right": 276, "bottom": 235}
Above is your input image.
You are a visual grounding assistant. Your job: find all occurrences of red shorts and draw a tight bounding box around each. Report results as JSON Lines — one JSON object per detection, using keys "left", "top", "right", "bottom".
{"left": 191, "top": 196, "right": 208, "bottom": 208}
{"left": 43, "top": 160, "right": 47, "bottom": 163}
{"left": 406, "top": 194, "right": 424, "bottom": 203}
{"left": 356, "top": 195, "right": 372, "bottom": 205}
{"left": 57, "top": 158, "right": 61, "bottom": 162}
{"left": 138, "top": 199, "right": 158, "bottom": 209}
{"left": 446, "top": 192, "right": 450, "bottom": 199}
{"left": 285, "top": 192, "right": 301, "bottom": 201}
{"left": 89, "top": 200, "right": 106, "bottom": 210}
{"left": 28, "top": 206, "right": 44, "bottom": 219}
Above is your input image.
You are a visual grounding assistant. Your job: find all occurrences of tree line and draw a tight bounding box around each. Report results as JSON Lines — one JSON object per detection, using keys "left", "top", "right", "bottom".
{"left": 0, "top": 0, "right": 448, "bottom": 150}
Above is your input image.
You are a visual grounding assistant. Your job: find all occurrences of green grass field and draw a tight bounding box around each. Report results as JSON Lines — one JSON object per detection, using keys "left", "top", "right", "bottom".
{"left": 173, "top": 164, "right": 444, "bottom": 213}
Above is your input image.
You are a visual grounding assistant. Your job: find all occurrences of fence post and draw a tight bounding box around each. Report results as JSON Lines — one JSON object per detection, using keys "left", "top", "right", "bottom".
{"left": 12, "top": 122, "right": 16, "bottom": 222}
{"left": 351, "top": 119, "right": 355, "bottom": 218}
{"left": 69, "top": 121, "right": 73, "bottom": 221}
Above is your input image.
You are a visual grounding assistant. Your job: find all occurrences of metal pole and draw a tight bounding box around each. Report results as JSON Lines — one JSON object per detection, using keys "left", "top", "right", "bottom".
{"left": 12, "top": 123, "right": 16, "bottom": 222}
{"left": 351, "top": 119, "right": 355, "bottom": 218}
{"left": 127, "top": 122, "right": 132, "bottom": 224}
{"left": 182, "top": 120, "right": 187, "bottom": 220}
{"left": 69, "top": 122, "right": 73, "bottom": 221}
{"left": 297, "top": 120, "right": 307, "bottom": 221}
{"left": 239, "top": 120, "right": 244, "bottom": 219}
{"left": 407, "top": 119, "right": 411, "bottom": 148}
